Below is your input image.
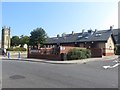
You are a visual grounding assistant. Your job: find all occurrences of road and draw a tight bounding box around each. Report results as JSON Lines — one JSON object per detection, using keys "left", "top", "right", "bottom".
{"left": 1, "top": 58, "right": 118, "bottom": 88}
{"left": 0, "top": 60, "right": 2, "bottom": 90}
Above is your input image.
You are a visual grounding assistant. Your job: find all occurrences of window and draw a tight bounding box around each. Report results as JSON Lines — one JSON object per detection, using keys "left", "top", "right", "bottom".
{"left": 78, "top": 35, "right": 83, "bottom": 38}
{"left": 109, "top": 46, "right": 112, "bottom": 50}
{"left": 85, "top": 37, "right": 88, "bottom": 39}
{"left": 95, "top": 33, "right": 102, "bottom": 37}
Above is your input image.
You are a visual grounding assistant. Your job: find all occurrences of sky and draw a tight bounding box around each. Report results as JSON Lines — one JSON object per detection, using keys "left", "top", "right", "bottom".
{"left": 1, "top": 1, "right": 119, "bottom": 39}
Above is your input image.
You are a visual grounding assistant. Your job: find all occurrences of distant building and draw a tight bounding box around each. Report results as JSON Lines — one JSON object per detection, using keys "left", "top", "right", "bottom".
{"left": 2, "top": 26, "right": 11, "bottom": 49}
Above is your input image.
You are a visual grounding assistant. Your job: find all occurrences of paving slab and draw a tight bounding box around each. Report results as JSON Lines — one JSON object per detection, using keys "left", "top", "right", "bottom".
{"left": 2, "top": 55, "right": 119, "bottom": 64}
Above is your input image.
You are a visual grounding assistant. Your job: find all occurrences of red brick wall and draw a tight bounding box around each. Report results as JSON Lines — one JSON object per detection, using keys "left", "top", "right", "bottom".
{"left": 28, "top": 53, "right": 61, "bottom": 60}
{"left": 103, "top": 48, "right": 115, "bottom": 56}
{"left": 103, "top": 53, "right": 114, "bottom": 56}
{"left": 28, "top": 46, "right": 114, "bottom": 60}
{"left": 60, "top": 46, "right": 74, "bottom": 54}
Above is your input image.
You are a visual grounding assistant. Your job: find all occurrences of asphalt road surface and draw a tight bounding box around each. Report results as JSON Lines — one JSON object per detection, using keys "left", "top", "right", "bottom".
{"left": 0, "top": 60, "right": 2, "bottom": 89}
{"left": 1, "top": 59, "right": 118, "bottom": 88}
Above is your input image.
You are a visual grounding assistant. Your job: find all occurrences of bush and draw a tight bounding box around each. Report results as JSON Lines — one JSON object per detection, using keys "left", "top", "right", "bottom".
{"left": 7, "top": 47, "right": 26, "bottom": 51}
{"left": 115, "top": 46, "right": 120, "bottom": 55}
{"left": 67, "top": 48, "right": 91, "bottom": 60}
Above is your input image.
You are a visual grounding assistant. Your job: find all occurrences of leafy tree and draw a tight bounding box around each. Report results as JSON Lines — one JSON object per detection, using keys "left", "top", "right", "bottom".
{"left": 20, "top": 35, "right": 29, "bottom": 47}
{"left": 20, "top": 35, "right": 24, "bottom": 38}
{"left": 11, "top": 36, "right": 20, "bottom": 46}
{"left": 115, "top": 45, "right": 120, "bottom": 55}
{"left": 29, "top": 27, "right": 47, "bottom": 47}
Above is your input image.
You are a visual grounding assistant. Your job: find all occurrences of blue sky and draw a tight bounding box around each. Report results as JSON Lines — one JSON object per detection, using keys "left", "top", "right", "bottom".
{"left": 1, "top": 2, "right": 118, "bottom": 38}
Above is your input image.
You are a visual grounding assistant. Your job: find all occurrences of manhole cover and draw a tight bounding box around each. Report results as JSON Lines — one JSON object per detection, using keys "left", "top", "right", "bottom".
{"left": 9, "top": 75, "right": 25, "bottom": 80}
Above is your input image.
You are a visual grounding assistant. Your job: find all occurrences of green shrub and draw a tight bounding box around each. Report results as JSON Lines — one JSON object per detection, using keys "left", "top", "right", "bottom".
{"left": 7, "top": 47, "right": 26, "bottom": 51}
{"left": 115, "top": 46, "right": 120, "bottom": 55}
{"left": 67, "top": 48, "right": 91, "bottom": 60}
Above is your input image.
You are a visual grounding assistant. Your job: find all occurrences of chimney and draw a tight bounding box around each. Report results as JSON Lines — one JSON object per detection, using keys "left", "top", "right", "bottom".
{"left": 82, "top": 29, "right": 85, "bottom": 34}
{"left": 72, "top": 31, "right": 74, "bottom": 35}
{"left": 62, "top": 33, "right": 66, "bottom": 37}
{"left": 8, "top": 27, "right": 11, "bottom": 30}
{"left": 95, "top": 29, "right": 97, "bottom": 32}
{"left": 110, "top": 26, "right": 113, "bottom": 30}
{"left": 62, "top": 33, "right": 66, "bottom": 40}
{"left": 57, "top": 34, "right": 60, "bottom": 38}
{"left": 88, "top": 29, "right": 92, "bottom": 34}
{"left": 2, "top": 26, "right": 6, "bottom": 29}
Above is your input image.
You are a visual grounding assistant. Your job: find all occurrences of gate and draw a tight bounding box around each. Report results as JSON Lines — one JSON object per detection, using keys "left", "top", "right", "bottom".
{"left": 90, "top": 48, "right": 102, "bottom": 58}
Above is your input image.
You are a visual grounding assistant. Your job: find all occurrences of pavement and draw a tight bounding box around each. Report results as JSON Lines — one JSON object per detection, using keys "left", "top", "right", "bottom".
{"left": 0, "top": 55, "right": 119, "bottom": 64}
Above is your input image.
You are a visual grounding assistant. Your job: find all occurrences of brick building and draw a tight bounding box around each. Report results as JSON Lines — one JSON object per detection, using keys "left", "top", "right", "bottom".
{"left": 43, "top": 26, "right": 119, "bottom": 56}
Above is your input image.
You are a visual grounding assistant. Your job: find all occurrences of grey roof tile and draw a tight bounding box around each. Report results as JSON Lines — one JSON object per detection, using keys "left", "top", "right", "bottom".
{"left": 44, "top": 29, "right": 119, "bottom": 44}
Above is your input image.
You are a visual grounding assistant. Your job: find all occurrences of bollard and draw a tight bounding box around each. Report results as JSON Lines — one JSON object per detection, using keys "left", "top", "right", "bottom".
{"left": 18, "top": 52, "right": 20, "bottom": 59}
{"left": 8, "top": 52, "right": 10, "bottom": 59}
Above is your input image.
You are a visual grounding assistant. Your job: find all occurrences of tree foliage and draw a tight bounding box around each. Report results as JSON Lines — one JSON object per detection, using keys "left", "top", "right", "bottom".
{"left": 11, "top": 36, "right": 20, "bottom": 46}
{"left": 11, "top": 27, "right": 47, "bottom": 48}
{"left": 29, "top": 27, "right": 47, "bottom": 47}
{"left": 20, "top": 35, "right": 29, "bottom": 47}
{"left": 11, "top": 35, "right": 29, "bottom": 47}
{"left": 115, "top": 46, "right": 120, "bottom": 55}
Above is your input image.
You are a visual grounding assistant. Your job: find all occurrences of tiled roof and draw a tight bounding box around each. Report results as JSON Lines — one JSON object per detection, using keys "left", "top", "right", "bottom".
{"left": 112, "top": 29, "right": 120, "bottom": 44}
{"left": 44, "top": 29, "right": 119, "bottom": 44}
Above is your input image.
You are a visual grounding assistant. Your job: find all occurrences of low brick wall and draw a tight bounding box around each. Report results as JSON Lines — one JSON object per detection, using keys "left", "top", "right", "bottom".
{"left": 103, "top": 48, "right": 115, "bottom": 56}
{"left": 103, "top": 53, "right": 114, "bottom": 56}
{"left": 28, "top": 53, "right": 61, "bottom": 61}
{"left": 6, "top": 51, "right": 27, "bottom": 58}
{"left": 7, "top": 51, "right": 27, "bottom": 55}
{"left": 28, "top": 47, "right": 110, "bottom": 60}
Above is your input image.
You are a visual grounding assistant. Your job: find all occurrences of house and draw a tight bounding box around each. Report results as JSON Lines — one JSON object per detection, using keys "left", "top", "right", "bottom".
{"left": 44, "top": 26, "right": 118, "bottom": 56}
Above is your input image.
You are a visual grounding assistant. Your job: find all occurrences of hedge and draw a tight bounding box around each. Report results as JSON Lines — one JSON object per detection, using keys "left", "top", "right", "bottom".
{"left": 115, "top": 46, "right": 120, "bottom": 55}
{"left": 7, "top": 47, "right": 26, "bottom": 51}
{"left": 67, "top": 48, "right": 91, "bottom": 60}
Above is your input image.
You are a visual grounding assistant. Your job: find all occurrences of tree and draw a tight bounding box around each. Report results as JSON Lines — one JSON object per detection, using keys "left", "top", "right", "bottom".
{"left": 20, "top": 35, "right": 30, "bottom": 47}
{"left": 11, "top": 36, "right": 20, "bottom": 46}
{"left": 29, "top": 27, "right": 47, "bottom": 48}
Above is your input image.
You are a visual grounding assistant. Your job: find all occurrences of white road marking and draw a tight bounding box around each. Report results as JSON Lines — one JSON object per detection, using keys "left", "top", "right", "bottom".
{"left": 103, "top": 63, "right": 120, "bottom": 69}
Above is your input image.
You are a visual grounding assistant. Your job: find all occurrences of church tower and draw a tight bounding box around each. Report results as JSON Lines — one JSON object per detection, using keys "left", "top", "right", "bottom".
{"left": 2, "top": 26, "right": 11, "bottom": 49}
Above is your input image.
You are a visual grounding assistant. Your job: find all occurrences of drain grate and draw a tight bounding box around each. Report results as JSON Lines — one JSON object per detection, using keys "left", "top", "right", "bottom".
{"left": 9, "top": 75, "right": 26, "bottom": 80}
